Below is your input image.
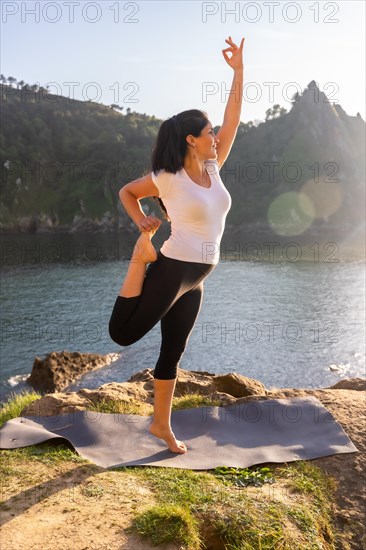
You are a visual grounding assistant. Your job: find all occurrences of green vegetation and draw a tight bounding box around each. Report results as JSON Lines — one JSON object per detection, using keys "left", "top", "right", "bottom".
{"left": 1, "top": 81, "right": 364, "bottom": 230}
{"left": 0, "top": 83, "right": 160, "bottom": 225}
{"left": 126, "top": 503, "right": 203, "bottom": 548}
{"left": 213, "top": 465, "right": 275, "bottom": 487}
{"left": 0, "top": 389, "right": 41, "bottom": 427}
{"left": 122, "top": 461, "right": 338, "bottom": 549}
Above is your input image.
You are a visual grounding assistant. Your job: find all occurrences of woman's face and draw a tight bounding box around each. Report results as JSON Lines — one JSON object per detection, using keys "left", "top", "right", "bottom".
{"left": 187, "top": 120, "right": 219, "bottom": 160}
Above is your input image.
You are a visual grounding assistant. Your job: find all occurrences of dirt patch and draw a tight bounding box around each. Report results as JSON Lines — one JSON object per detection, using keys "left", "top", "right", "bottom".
{"left": 1, "top": 463, "right": 181, "bottom": 550}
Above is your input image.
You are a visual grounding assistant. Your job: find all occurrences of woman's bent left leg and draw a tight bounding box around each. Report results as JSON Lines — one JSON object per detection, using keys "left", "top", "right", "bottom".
{"left": 108, "top": 253, "right": 208, "bottom": 347}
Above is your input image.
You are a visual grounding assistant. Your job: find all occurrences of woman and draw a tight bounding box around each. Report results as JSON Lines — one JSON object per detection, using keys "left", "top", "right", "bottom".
{"left": 109, "top": 36, "right": 245, "bottom": 454}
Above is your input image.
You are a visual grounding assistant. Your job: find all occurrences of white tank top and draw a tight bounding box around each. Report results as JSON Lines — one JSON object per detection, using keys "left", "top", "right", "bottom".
{"left": 151, "top": 159, "right": 232, "bottom": 264}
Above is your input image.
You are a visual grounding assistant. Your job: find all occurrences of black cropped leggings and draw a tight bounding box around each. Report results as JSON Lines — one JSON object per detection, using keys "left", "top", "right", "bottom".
{"left": 108, "top": 251, "right": 216, "bottom": 380}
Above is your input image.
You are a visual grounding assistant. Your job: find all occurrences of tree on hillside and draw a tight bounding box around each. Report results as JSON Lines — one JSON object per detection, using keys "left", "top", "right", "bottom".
{"left": 110, "top": 104, "right": 124, "bottom": 112}
{"left": 291, "top": 91, "right": 301, "bottom": 104}
{"left": 7, "top": 76, "right": 17, "bottom": 87}
{"left": 265, "top": 104, "right": 287, "bottom": 121}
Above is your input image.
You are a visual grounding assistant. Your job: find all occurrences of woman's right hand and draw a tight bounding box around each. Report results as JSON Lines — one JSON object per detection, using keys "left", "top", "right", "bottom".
{"left": 137, "top": 215, "right": 162, "bottom": 234}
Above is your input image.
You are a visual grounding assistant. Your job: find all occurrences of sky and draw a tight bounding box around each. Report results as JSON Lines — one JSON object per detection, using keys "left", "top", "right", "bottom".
{"left": 1, "top": 0, "right": 365, "bottom": 126}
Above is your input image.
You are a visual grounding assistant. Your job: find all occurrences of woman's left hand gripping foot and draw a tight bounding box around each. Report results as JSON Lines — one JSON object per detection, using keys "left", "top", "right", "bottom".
{"left": 132, "top": 216, "right": 162, "bottom": 264}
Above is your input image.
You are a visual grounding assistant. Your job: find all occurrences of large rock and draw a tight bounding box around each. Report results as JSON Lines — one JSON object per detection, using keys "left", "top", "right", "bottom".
{"left": 212, "top": 372, "right": 265, "bottom": 397}
{"left": 21, "top": 382, "right": 154, "bottom": 417}
{"left": 27, "top": 350, "right": 119, "bottom": 393}
{"left": 22, "top": 367, "right": 267, "bottom": 416}
{"left": 326, "top": 378, "right": 366, "bottom": 391}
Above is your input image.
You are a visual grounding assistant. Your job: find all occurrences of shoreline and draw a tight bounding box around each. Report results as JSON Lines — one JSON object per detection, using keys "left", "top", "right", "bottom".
{"left": 1, "top": 227, "right": 364, "bottom": 267}
{"left": 1, "top": 339, "right": 365, "bottom": 405}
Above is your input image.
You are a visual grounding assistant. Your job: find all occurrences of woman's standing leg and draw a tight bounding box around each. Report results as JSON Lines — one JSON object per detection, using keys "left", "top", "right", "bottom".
{"left": 149, "top": 281, "right": 206, "bottom": 454}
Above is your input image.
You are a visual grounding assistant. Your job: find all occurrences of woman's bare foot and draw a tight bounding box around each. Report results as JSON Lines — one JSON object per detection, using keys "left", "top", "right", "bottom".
{"left": 149, "top": 422, "right": 187, "bottom": 454}
{"left": 132, "top": 231, "right": 158, "bottom": 264}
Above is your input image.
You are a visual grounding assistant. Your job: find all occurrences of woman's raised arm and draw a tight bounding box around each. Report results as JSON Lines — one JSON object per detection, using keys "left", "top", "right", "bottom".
{"left": 215, "top": 36, "right": 245, "bottom": 169}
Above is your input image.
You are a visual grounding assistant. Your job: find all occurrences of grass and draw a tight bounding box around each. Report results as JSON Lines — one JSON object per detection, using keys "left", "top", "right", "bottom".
{"left": 0, "top": 389, "right": 42, "bottom": 427}
{"left": 0, "top": 389, "right": 341, "bottom": 549}
{"left": 126, "top": 503, "right": 203, "bottom": 549}
{"left": 117, "top": 461, "right": 338, "bottom": 549}
{"left": 213, "top": 465, "right": 275, "bottom": 487}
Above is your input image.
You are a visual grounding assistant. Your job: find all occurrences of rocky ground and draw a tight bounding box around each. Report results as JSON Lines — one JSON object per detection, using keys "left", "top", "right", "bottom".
{"left": 1, "top": 358, "right": 365, "bottom": 549}
{"left": 21, "top": 361, "right": 366, "bottom": 550}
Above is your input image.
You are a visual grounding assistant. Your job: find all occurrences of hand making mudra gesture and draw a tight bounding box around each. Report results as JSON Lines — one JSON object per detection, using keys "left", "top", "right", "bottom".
{"left": 222, "top": 35, "right": 245, "bottom": 70}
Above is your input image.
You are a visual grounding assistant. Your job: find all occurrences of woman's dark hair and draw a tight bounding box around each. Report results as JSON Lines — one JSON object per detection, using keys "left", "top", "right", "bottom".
{"left": 151, "top": 109, "right": 209, "bottom": 220}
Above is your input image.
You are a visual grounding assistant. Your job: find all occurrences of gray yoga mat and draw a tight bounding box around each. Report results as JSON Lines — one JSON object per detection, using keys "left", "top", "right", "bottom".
{"left": 0, "top": 396, "right": 358, "bottom": 469}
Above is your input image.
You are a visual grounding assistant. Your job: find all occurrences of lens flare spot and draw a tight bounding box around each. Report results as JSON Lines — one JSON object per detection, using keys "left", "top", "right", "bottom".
{"left": 267, "top": 192, "right": 315, "bottom": 236}
{"left": 301, "top": 179, "right": 343, "bottom": 219}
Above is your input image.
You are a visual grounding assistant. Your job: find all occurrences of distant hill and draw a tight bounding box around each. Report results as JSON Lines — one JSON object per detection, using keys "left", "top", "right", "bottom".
{"left": 222, "top": 80, "right": 365, "bottom": 229}
{"left": 0, "top": 80, "right": 364, "bottom": 240}
{"left": 0, "top": 82, "right": 161, "bottom": 231}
